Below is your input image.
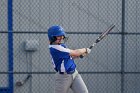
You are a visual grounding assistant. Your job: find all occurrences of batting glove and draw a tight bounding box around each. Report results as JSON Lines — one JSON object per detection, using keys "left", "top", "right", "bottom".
{"left": 86, "top": 48, "right": 91, "bottom": 54}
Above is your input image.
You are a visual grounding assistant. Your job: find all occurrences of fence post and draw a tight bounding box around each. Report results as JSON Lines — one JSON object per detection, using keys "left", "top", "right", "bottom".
{"left": 121, "top": 0, "right": 125, "bottom": 93}
{"left": 8, "top": 0, "right": 13, "bottom": 93}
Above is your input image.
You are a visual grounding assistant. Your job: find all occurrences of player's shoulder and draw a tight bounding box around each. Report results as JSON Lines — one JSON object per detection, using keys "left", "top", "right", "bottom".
{"left": 49, "top": 44, "right": 62, "bottom": 48}
{"left": 49, "top": 44, "right": 70, "bottom": 53}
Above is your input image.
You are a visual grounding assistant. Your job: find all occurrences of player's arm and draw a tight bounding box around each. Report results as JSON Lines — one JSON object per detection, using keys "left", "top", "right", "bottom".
{"left": 70, "top": 48, "right": 90, "bottom": 57}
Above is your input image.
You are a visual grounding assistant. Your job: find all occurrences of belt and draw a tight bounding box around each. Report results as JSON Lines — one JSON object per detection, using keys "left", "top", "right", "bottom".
{"left": 59, "top": 70, "right": 75, "bottom": 74}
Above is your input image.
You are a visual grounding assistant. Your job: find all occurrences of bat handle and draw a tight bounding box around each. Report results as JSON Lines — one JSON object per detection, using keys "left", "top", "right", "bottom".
{"left": 89, "top": 46, "right": 93, "bottom": 49}
{"left": 80, "top": 43, "right": 96, "bottom": 58}
{"left": 80, "top": 47, "right": 92, "bottom": 58}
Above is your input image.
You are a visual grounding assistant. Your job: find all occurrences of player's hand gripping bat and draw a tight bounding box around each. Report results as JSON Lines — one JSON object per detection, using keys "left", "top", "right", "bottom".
{"left": 80, "top": 24, "right": 115, "bottom": 58}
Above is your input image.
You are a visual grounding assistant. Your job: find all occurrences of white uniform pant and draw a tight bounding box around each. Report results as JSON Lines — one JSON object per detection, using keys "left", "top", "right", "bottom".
{"left": 54, "top": 70, "right": 88, "bottom": 93}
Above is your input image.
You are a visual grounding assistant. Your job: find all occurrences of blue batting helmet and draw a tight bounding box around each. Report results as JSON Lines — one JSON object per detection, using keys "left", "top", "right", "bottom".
{"left": 48, "top": 25, "right": 66, "bottom": 42}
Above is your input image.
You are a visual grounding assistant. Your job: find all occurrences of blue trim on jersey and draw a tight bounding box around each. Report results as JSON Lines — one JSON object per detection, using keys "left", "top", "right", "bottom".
{"left": 49, "top": 44, "right": 76, "bottom": 72}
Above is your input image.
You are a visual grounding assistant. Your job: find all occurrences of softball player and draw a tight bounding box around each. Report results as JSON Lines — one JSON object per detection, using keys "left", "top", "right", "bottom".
{"left": 48, "top": 25, "right": 91, "bottom": 93}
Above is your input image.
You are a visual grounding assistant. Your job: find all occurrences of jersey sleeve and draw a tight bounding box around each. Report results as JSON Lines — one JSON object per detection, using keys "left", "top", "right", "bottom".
{"left": 49, "top": 45, "right": 71, "bottom": 58}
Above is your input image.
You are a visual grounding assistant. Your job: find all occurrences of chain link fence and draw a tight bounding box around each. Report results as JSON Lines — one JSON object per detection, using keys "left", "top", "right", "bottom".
{"left": 0, "top": 0, "right": 140, "bottom": 93}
